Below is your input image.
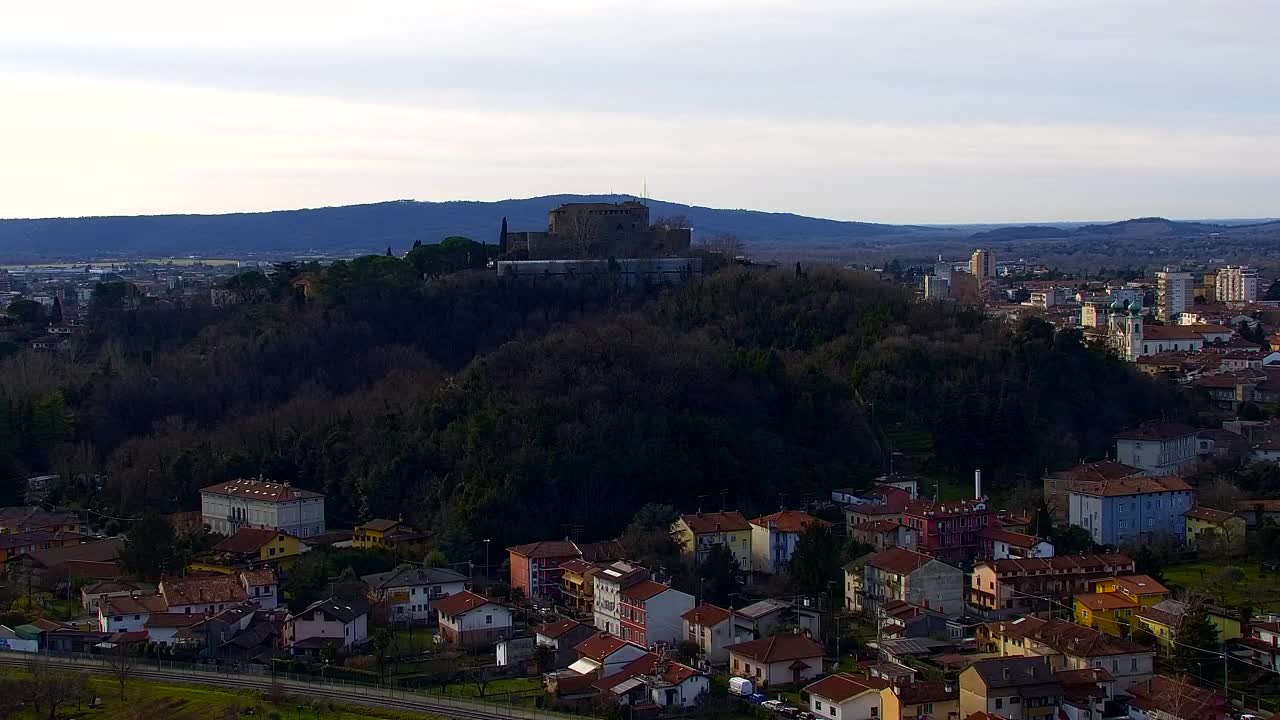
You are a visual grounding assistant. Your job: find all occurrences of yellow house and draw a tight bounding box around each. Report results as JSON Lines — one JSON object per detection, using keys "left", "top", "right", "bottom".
{"left": 1136, "top": 601, "right": 1243, "bottom": 650}
{"left": 558, "top": 558, "right": 600, "bottom": 616}
{"left": 1074, "top": 592, "right": 1138, "bottom": 636}
{"left": 671, "top": 512, "right": 753, "bottom": 573}
{"left": 1094, "top": 575, "right": 1168, "bottom": 606}
{"left": 1183, "top": 507, "right": 1247, "bottom": 551}
{"left": 899, "top": 680, "right": 960, "bottom": 720}
{"left": 353, "top": 518, "right": 426, "bottom": 551}
{"left": 211, "top": 527, "right": 305, "bottom": 562}
{"left": 0, "top": 508, "right": 81, "bottom": 535}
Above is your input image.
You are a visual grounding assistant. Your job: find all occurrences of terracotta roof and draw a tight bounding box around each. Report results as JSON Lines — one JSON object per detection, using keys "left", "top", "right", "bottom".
{"left": 983, "top": 553, "right": 1135, "bottom": 575}
{"left": 162, "top": 575, "right": 248, "bottom": 607}
{"left": 1114, "top": 421, "right": 1198, "bottom": 441}
{"left": 575, "top": 632, "right": 637, "bottom": 661}
{"left": 558, "top": 558, "right": 598, "bottom": 575}
{"left": 852, "top": 520, "right": 906, "bottom": 534}
{"left": 507, "top": 540, "right": 581, "bottom": 560}
{"left": 0, "top": 529, "right": 85, "bottom": 550}
{"left": 1027, "top": 619, "right": 1148, "bottom": 657}
{"left": 750, "top": 510, "right": 830, "bottom": 533}
{"left": 978, "top": 527, "right": 1044, "bottom": 548}
{"left": 805, "top": 673, "right": 890, "bottom": 702}
{"left": 102, "top": 594, "right": 169, "bottom": 615}
{"left": 1045, "top": 461, "right": 1144, "bottom": 483}
{"left": 1183, "top": 506, "right": 1236, "bottom": 523}
{"left": 965, "top": 713, "right": 1007, "bottom": 720}
{"left": 578, "top": 539, "right": 627, "bottom": 563}
{"left": 1076, "top": 592, "right": 1138, "bottom": 611}
{"left": 621, "top": 580, "right": 670, "bottom": 603}
{"left": 866, "top": 547, "right": 936, "bottom": 575}
{"left": 356, "top": 518, "right": 401, "bottom": 532}
{"left": 1183, "top": 324, "right": 1233, "bottom": 334}
{"left": 360, "top": 565, "right": 468, "bottom": 589}
{"left": 63, "top": 560, "right": 124, "bottom": 579}
{"left": 1071, "top": 475, "right": 1192, "bottom": 497}
{"left": 682, "top": 604, "right": 732, "bottom": 627}
{"left": 23, "top": 538, "right": 122, "bottom": 571}
{"left": 593, "top": 653, "right": 659, "bottom": 690}
{"left": 1237, "top": 499, "right": 1280, "bottom": 513}
{"left": 898, "top": 680, "right": 958, "bottom": 705}
{"left": 200, "top": 479, "right": 323, "bottom": 502}
{"left": 726, "top": 633, "right": 824, "bottom": 663}
{"left": 534, "top": 619, "right": 586, "bottom": 640}
{"left": 1055, "top": 668, "right": 1114, "bottom": 685}
{"left": 240, "top": 569, "right": 277, "bottom": 587}
{"left": 679, "top": 511, "right": 750, "bottom": 534}
{"left": 1110, "top": 575, "right": 1168, "bottom": 596}
{"left": 432, "top": 591, "right": 494, "bottom": 617}
{"left": 212, "top": 528, "right": 282, "bottom": 555}
{"left": 1127, "top": 676, "right": 1227, "bottom": 720}
{"left": 144, "top": 613, "right": 203, "bottom": 629}
{"left": 904, "top": 498, "right": 992, "bottom": 519}
{"left": 1142, "top": 325, "right": 1212, "bottom": 341}
{"left": 1136, "top": 605, "right": 1182, "bottom": 627}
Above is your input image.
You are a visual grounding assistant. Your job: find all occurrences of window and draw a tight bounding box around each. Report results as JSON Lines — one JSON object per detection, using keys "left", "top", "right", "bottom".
{"left": 1011, "top": 697, "right": 1020, "bottom": 704}
{"left": 1112, "top": 659, "right": 1118, "bottom": 672}
{"left": 486, "top": 614, "right": 493, "bottom": 625}
{"left": 924, "top": 705, "right": 934, "bottom": 714}
{"left": 871, "top": 707, "right": 879, "bottom": 717}
{"left": 1131, "top": 658, "right": 1138, "bottom": 671}
{"left": 113, "top": 615, "right": 123, "bottom": 622}
{"left": 829, "top": 709, "right": 835, "bottom": 718}
{"left": 995, "top": 699, "right": 1003, "bottom": 709}
{"left": 816, "top": 701, "right": 823, "bottom": 711}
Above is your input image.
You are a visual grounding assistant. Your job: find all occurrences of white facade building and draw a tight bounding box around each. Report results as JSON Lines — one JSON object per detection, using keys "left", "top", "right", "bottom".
{"left": 200, "top": 478, "right": 325, "bottom": 538}
{"left": 592, "top": 562, "right": 648, "bottom": 636}
{"left": 1155, "top": 269, "right": 1194, "bottom": 322}
{"left": 1216, "top": 265, "right": 1260, "bottom": 303}
{"left": 284, "top": 597, "right": 369, "bottom": 652}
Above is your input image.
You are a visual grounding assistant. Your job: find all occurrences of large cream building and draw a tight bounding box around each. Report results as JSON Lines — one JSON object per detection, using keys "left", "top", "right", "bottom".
{"left": 200, "top": 478, "right": 325, "bottom": 537}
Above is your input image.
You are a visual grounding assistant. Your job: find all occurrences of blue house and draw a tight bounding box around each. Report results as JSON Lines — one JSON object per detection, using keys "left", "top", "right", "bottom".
{"left": 1067, "top": 476, "right": 1194, "bottom": 546}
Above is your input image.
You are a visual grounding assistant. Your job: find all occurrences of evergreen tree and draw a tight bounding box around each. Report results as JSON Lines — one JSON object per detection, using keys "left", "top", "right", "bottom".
{"left": 51, "top": 296, "right": 64, "bottom": 325}
{"left": 697, "top": 542, "right": 741, "bottom": 606}
{"left": 424, "top": 548, "right": 448, "bottom": 568}
{"left": 1172, "top": 605, "right": 1220, "bottom": 674}
{"left": 412, "top": 239, "right": 422, "bottom": 249}
{"left": 118, "top": 511, "right": 178, "bottom": 580}
{"left": 789, "top": 523, "right": 840, "bottom": 596}
{"left": 1032, "top": 501, "right": 1054, "bottom": 538}
{"left": 498, "top": 217, "right": 508, "bottom": 254}
{"left": 385, "top": 245, "right": 392, "bottom": 257}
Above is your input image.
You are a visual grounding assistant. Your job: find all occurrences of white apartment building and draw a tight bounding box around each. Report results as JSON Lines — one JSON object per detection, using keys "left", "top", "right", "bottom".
{"left": 1155, "top": 269, "right": 1194, "bottom": 322}
{"left": 1216, "top": 265, "right": 1259, "bottom": 303}
{"left": 200, "top": 478, "right": 325, "bottom": 537}
{"left": 592, "top": 562, "right": 649, "bottom": 636}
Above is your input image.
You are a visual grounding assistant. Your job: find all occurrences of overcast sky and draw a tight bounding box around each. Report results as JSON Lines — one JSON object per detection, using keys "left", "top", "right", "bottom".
{"left": 3, "top": 0, "right": 1278, "bottom": 223}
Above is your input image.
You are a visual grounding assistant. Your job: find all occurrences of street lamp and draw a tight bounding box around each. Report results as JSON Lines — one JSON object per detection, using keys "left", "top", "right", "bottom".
{"left": 483, "top": 539, "right": 491, "bottom": 583}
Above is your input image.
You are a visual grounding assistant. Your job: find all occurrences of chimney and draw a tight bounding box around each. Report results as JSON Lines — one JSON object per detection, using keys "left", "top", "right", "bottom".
{"left": 974, "top": 469, "right": 982, "bottom": 499}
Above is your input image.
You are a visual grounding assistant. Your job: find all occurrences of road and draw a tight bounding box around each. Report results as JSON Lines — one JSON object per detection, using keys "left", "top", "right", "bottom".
{"left": 0, "top": 650, "right": 576, "bottom": 720}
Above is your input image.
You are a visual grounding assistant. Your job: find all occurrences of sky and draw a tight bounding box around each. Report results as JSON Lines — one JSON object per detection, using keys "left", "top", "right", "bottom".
{"left": 2, "top": 0, "right": 1278, "bottom": 224}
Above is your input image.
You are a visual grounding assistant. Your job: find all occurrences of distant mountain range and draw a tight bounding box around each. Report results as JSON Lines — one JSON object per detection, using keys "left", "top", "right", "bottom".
{"left": 969, "top": 216, "right": 1280, "bottom": 242}
{"left": 0, "top": 195, "right": 938, "bottom": 261}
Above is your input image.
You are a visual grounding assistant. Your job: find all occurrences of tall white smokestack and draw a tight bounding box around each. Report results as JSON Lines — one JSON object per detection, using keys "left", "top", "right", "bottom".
{"left": 974, "top": 469, "right": 982, "bottom": 499}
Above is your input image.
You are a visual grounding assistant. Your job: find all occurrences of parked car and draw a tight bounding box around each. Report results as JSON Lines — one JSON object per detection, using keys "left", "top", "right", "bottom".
{"left": 762, "top": 700, "right": 785, "bottom": 711}
{"left": 745, "top": 693, "right": 768, "bottom": 705}
{"left": 729, "top": 676, "right": 756, "bottom": 697}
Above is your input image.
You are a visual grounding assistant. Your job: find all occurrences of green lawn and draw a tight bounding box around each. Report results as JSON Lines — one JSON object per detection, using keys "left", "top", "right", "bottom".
{"left": 433, "top": 675, "right": 543, "bottom": 702}
{"left": 387, "top": 629, "right": 436, "bottom": 656}
{"left": 1163, "top": 560, "right": 1280, "bottom": 610}
{"left": 0, "top": 669, "right": 443, "bottom": 720}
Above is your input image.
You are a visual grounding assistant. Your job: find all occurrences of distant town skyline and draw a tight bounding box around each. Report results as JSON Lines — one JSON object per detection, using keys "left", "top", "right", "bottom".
{"left": 3, "top": 1, "right": 1278, "bottom": 224}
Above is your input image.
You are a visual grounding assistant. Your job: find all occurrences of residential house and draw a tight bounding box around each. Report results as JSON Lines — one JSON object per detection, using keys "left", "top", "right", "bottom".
{"left": 1114, "top": 423, "right": 1199, "bottom": 476}
{"left": 853, "top": 547, "right": 964, "bottom": 619}
{"left": 360, "top": 565, "right": 468, "bottom": 625}
{"left": 569, "top": 632, "right": 649, "bottom": 676}
{"left": 982, "top": 617, "right": 1154, "bottom": 691}
{"left": 558, "top": 559, "right": 600, "bottom": 616}
{"left": 591, "top": 652, "right": 710, "bottom": 710}
{"left": 98, "top": 594, "right": 170, "bottom": 633}
{"left": 207, "top": 527, "right": 305, "bottom": 566}
{"left": 618, "top": 580, "right": 695, "bottom": 646}
{"left": 898, "top": 681, "right": 960, "bottom": 720}
{"left": 433, "top": 591, "right": 513, "bottom": 648}
{"left": 682, "top": 604, "right": 733, "bottom": 663}
{"left": 534, "top": 619, "right": 597, "bottom": 670}
{"left": 902, "top": 499, "right": 995, "bottom": 566}
{"left": 1132, "top": 600, "right": 1244, "bottom": 651}
{"left": 81, "top": 580, "right": 154, "bottom": 613}
{"left": 1127, "top": 676, "right": 1229, "bottom": 720}
{"left": 200, "top": 478, "right": 326, "bottom": 538}
{"left": 671, "top": 511, "right": 753, "bottom": 573}
{"left": 592, "top": 561, "right": 649, "bottom": 636}
{"left": 1074, "top": 576, "right": 1169, "bottom": 637}
{"left": 958, "top": 657, "right": 1062, "bottom": 720}
{"left": 1067, "top": 476, "right": 1194, "bottom": 545}
{"left": 845, "top": 487, "right": 913, "bottom": 528}
{"left": 240, "top": 568, "right": 279, "bottom": 610}
{"left": 0, "top": 529, "right": 85, "bottom": 563}
{"left": 0, "top": 507, "right": 82, "bottom": 534}
{"left": 751, "top": 511, "right": 831, "bottom": 575}
{"left": 732, "top": 598, "right": 822, "bottom": 641}
{"left": 1043, "top": 462, "right": 1144, "bottom": 523}
{"left": 969, "top": 554, "right": 1136, "bottom": 612}
{"left": 726, "top": 633, "right": 825, "bottom": 688}
{"left": 1238, "top": 620, "right": 1279, "bottom": 672}
{"left": 1056, "top": 668, "right": 1114, "bottom": 720}
{"left": 508, "top": 539, "right": 582, "bottom": 603}
{"left": 976, "top": 528, "right": 1053, "bottom": 561}
{"left": 1182, "top": 507, "right": 1246, "bottom": 551}
{"left": 143, "top": 612, "right": 206, "bottom": 645}
{"left": 351, "top": 518, "right": 426, "bottom": 551}
{"left": 283, "top": 597, "right": 369, "bottom": 656}
{"left": 804, "top": 673, "right": 900, "bottom": 720}
{"left": 877, "top": 599, "right": 950, "bottom": 640}
{"left": 161, "top": 574, "right": 251, "bottom": 615}
{"left": 852, "top": 520, "right": 919, "bottom": 552}
{"left": 1235, "top": 498, "right": 1280, "bottom": 528}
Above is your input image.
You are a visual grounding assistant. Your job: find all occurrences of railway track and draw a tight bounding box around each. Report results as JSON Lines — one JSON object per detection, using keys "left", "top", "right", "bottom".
{"left": 0, "top": 652, "right": 565, "bottom": 720}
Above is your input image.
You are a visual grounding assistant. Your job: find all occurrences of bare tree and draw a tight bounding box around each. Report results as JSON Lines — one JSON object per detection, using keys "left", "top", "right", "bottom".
{"left": 655, "top": 214, "right": 691, "bottom": 230}
{"left": 471, "top": 666, "right": 493, "bottom": 698}
{"left": 23, "top": 660, "right": 83, "bottom": 720}
{"left": 564, "top": 212, "right": 602, "bottom": 258}
{"left": 697, "top": 233, "right": 745, "bottom": 259}
{"left": 108, "top": 643, "right": 139, "bottom": 700}
{"left": 1198, "top": 478, "right": 1244, "bottom": 511}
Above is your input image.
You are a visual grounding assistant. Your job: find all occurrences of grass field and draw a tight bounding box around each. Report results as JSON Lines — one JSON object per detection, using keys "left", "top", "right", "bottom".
{"left": 0, "top": 669, "right": 443, "bottom": 720}
{"left": 1163, "top": 560, "right": 1280, "bottom": 611}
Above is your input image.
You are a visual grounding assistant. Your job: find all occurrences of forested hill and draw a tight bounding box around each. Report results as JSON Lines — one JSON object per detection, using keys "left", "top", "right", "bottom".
{"left": 0, "top": 195, "right": 932, "bottom": 261}
{"left": 0, "top": 260, "right": 1191, "bottom": 562}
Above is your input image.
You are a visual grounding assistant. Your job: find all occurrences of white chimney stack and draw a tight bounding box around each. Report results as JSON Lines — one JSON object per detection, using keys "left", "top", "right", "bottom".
{"left": 974, "top": 469, "right": 982, "bottom": 499}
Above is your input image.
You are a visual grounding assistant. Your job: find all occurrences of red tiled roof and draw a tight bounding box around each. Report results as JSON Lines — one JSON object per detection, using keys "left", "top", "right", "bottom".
{"left": 200, "top": 479, "right": 323, "bottom": 502}
{"left": 1076, "top": 592, "right": 1138, "bottom": 611}
{"left": 1056, "top": 668, "right": 1114, "bottom": 685}
{"left": 1127, "top": 676, "right": 1227, "bottom": 720}
{"left": 750, "top": 511, "right": 830, "bottom": 533}
{"left": 1141, "top": 325, "right": 1211, "bottom": 342}
{"left": 144, "top": 613, "right": 203, "bottom": 629}
{"left": 978, "top": 527, "right": 1044, "bottom": 548}
{"left": 535, "top": 619, "right": 586, "bottom": 640}
{"left": 866, "top": 547, "right": 935, "bottom": 575}
{"left": 898, "top": 680, "right": 958, "bottom": 704}
{"left": 621, "top": 580, "right": 670, "bottom": 603}
{"left": 682, "top": 604, "right": 731, "bottom": 627}
{"left": 983, "top": 553, "right": 1135, "bottom": 575}
{"left": 1114, "top": 421, "right": 1198, "bottom": 441}
{"left": 1110, "top": 575, "right": 1168, "bottom": 596}
{"left": 904, "top": 498, "right": 992, "bottom": 519}
{"left": 162, "top": 575, "right": 248, "bottom": 607}
{"left": 1045, "top": 461, "right": 1144, "bottom": 483}
{"left": 507, "top": 540, "right": 581, "bottom": 560}
{"left": 356, "top": 518, "right": 401, "bottom": 532}
{"left": 241, "top": 569, "right": 277, "bottom": 587}
{"left": 212, "top": 528, "right": 282, "bottom": 555}
{"left": 558, "top": 558, "right": 598, "bottom": 575}
{"left": 1183, "top": 506, "right": 1236, "bottom": 523}
{"left": 102, "top": 594, "right": 169, "bottom": 615}
{"left": 804, "top": 673, "right": 890, "bottom": 703}
{"left": 726, "top": 633, "right": 824, "bottom": 663}
{"left": 1237, "top": 499, "right": 1280, "bottom": 513}
{"left": 1071, "top": 475, "right": 1192, "bottom": 497}
{"left": 679, "top": 512, "right": 750, "bottom": 533}
{"left": 575, "top": 632, "right": 638, "bottom": 661}
{"left": 432, "top": 591, "right": 494, "bottom": 617}
{"left": 852, "top": 520, "right": 906, "bottom": 534}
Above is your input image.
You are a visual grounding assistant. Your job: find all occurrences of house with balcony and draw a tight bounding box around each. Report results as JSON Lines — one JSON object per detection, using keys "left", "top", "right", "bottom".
{"left": 1182, "top": 507, "right": 1246, "bottom": 551}
{"left": 618, "top": 580, "right": 694, "bottom": 646}
{"left": 852, "top": 547, "right": 964, "bottom": 619}
{"left": 981, "top": 617, "right": 1154, "bottom": 691}
{"left": 283, "top": 597, "right": 369, "bottom": 656}
{"left": 1043, "top": 462, "right": 1144, "bottom": 523}
{"left": 433, "top": 591, "right": 512, "bottom": 648}
{"left": 558, "top": 558, "right": 601, "bottom": 616}
{"left": 1238, "top": 619, "right": 1280, "bottom": 672}
{"left": 682, "top": 604, "right": 733, "bottom": 663}
{"left": 671, "top": 511, "right": 752, "bottom": 573}
{"left": 507, "top": 539, "right": 582, "bottom": 603}
{"left": 969, "top": 553, "right": 1136, "bottom": 612}
{"left": 726, "top": 633, "right": 825, "bottom": 688}
{"left": 592, "top": 561, "right": 649, "bottom": 637}
{"left": 200, "top": 478, "right": 326, "bottom": 538}
{"left": 976, "top": 528, "right": 1053, "bottom": 561}
{"left": 1073, "top": 575, "right": 1168, "bottom": 637}
{"left": 750, "top": 511, "right": 831, "bottom": 575}
{"left": 351, "top": 518, "right": 426, "bottom": 552}
{"left": 959, "top": 657, "right": 1062, "bottom": 720}
{"left": 360, "top": 564, "right": 468, "bottom": 625}
{"left": 902, "top": 498, "right": 994, "bottom": 566}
